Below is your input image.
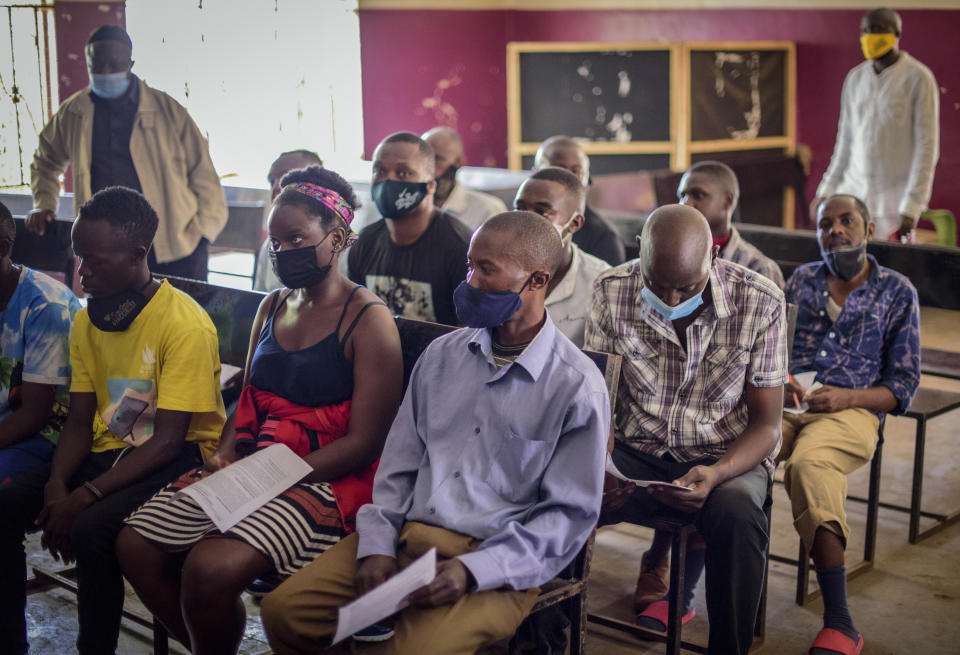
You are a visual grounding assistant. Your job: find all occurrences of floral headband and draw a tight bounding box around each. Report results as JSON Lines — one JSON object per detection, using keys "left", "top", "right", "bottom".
{"left": 284, "top": 182, "right": 359, "bottom": 249}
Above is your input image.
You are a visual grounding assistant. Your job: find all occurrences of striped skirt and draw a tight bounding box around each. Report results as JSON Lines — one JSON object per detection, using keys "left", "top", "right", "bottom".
{"left": 124, "top": 467, "right": 346, "bottom": 577}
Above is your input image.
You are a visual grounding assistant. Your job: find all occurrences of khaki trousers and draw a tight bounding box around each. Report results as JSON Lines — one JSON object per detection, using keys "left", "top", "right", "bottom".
{"left": 779, "top": 408, "right": 880, "bottom": 550}
{"left": 262, "top": 521, "right": 540, "bottom": 655}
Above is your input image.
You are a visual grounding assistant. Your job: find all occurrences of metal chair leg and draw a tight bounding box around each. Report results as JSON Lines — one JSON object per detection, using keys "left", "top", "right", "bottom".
{"left": 568, "top": 590, "right": 586, "bottom": 655}
{"left": 152, "top": 618, "right": 168, "bottom": 655}
{"left": 909, "top": 415, "right": 926, "bottom": 544}
{"left": 796, "top": 538, "right": 811, "bottom": 606}
{"left": 863, "top": 438, "right": 883, "bottom": 564}
{"left": 665, "top": 527, "right": 689, "bottom": 655}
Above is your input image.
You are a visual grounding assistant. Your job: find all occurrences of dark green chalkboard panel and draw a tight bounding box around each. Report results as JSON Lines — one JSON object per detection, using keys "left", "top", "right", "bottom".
{"left": 521, "top": 153, "right": 670, "bottom": 175}
{"left": 689, "top": 49, "right": 786, "bottom": 141}
{"left": 519, "top": 49, "right": 671, "bottom": 143}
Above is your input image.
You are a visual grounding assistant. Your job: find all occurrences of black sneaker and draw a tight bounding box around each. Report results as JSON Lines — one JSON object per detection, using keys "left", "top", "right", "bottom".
{"left": 246, "top": 577, "right": 280, "bottom": 599}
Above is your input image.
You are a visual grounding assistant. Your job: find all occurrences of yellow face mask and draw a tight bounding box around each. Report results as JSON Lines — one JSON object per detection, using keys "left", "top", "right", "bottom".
{"left": 860, "top": 33, "right": 897, "bottom": 60}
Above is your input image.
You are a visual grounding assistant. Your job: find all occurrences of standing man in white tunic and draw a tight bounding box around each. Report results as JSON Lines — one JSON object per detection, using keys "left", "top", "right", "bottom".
{"left": 811, "top": 7, "right": 939, "bottom": 242}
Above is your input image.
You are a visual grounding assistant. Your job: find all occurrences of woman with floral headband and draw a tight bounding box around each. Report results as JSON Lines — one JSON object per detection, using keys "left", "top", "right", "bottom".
{"left": 116, "top": 166, "right": 403, "bottom": 654}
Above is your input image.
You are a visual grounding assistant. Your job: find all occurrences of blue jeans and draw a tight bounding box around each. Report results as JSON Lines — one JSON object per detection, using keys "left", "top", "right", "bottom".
{"left": 0, "top": 435, "right": 55, "bottom": 485}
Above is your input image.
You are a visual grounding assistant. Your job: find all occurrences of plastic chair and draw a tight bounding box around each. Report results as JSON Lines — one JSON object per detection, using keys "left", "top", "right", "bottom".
{"left": 920, "top": 209, "right": 957, "bottom": 247}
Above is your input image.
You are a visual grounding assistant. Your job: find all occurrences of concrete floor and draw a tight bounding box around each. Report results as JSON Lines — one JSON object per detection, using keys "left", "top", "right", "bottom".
{"left": 22, "top": 308, "right": 960, "bottom": 654}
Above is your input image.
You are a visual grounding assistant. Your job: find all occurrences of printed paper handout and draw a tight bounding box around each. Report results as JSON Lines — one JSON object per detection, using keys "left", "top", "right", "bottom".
{"left": 605, "top": 452, "right": 692, "bottom": 491}
{"left": 332, "top": 548, "right": 438, "bottom": 645}
{"left": 175, "top": 443, "right": 312, "bottom": 532}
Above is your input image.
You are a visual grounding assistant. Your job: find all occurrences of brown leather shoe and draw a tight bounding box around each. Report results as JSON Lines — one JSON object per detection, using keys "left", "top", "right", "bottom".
{"left": 633, "top": 549, "right": 670, "bottom": 612}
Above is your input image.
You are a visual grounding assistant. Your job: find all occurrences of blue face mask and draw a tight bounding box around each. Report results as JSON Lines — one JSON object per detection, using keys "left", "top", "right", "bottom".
{"left": 453, "top": 276, "right": 533, "bottom": 328}
{"left": 89, "top": 72, "right": 130, "bottom": 100}
{"left": 641, "top": 285, "right": 705, "bottom": 321}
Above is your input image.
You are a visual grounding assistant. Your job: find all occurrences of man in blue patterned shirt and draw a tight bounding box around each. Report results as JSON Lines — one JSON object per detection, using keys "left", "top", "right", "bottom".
{"left": 780, "top": 194, "right": 920, "bottom": 655}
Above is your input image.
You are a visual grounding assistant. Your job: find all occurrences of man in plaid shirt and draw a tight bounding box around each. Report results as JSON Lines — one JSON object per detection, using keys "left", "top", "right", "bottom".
{"left": 586, "top": 204, "right": 785, "bottom": 655}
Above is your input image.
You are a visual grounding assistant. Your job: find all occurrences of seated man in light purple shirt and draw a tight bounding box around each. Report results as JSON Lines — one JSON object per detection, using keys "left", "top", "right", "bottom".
{"left": 261, "top": 211, "right": 610, "bottom": 655}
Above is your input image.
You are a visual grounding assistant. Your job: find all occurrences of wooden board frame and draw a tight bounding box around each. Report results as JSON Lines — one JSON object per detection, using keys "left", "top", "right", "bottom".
{"left": 506, "top": 39, "right": 796, "bottom": 226}
{"left": 507, "top": 41, "right": 681, "bottom": 170}
{"left": 681, "top": 41, "right": 796, "bottom": 227}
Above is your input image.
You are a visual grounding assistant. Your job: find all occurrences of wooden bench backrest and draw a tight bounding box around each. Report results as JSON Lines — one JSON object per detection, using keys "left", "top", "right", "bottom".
{"left": 737, "top": 224, "right": 960, "bottom": 310}
{"left": 393, "top": 316, "right": 622, "bottom": 409}
{"left": 10, "top": 216, "right": 75, "bottom": 285}
{"left": 160, "top": 275, "right": 266, "bottom": 369}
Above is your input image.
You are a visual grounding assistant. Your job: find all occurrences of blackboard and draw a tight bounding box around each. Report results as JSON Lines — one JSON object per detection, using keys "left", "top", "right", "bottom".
{"left": 521, "top": 153, "right": 671, "bottom": 175}
{"left": 689, "top": 48, "right": 787, "bottom": 141}
{"left": 517, "top": 48, "right": 672, "bottom": 143}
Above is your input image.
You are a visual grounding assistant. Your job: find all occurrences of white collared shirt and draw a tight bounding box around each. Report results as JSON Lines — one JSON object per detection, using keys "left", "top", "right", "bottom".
{"left": 546, "top": 243, "right": 610, "bottom": 347}
{"left": 816, "top": 52, "right": 939, "bottom": 237}
{"left": 440, "top": 182, "right": 507, "bottom": 232}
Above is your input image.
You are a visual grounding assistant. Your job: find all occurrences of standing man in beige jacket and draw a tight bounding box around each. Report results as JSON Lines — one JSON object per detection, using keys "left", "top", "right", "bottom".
{"left": 28, "top": 25, "right": 226, "bottom": 280}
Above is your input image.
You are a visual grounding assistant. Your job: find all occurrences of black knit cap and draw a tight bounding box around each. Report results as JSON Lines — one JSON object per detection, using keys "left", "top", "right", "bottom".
{"left": 87, "top": 25, "right": 132, "bottom": 50}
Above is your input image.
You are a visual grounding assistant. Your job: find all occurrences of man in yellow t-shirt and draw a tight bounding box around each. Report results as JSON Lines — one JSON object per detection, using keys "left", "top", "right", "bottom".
{"left": 0, "top": 186, "right": 225, "bottom": 655}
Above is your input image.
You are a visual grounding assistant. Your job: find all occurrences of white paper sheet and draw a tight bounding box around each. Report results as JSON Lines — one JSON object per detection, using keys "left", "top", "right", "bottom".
{"left": 332, "top": 547, "right": 437, "bottom": 645}
{"left": 605, "top": 452, "right": 692, "bottom": 491}
{"left": 785, "top": 372, "right": 822, "bottom": 414}
{"left": 175, "top": 443, "right": 312, "bottom": 532}
{"left": 793, "top": 371, "right": 818, "bottom": 389}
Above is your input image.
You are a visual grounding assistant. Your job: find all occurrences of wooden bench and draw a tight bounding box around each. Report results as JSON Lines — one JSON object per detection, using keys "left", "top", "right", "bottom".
{"left": 920, "top": 347, "right": 960, "bottom": 380}
{"left": 736, "top": 224, "right": 960, "bottom": 311}
{"left": 847, "top": 389, "right": 960, "bottom": 545}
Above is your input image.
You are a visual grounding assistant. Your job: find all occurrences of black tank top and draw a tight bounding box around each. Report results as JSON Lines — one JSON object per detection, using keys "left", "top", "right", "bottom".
{"left": 249, "top": 286, "right": 383, "bottom": 407}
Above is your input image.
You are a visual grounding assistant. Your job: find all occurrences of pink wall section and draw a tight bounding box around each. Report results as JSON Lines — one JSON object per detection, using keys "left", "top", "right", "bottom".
{"left": 52, "top": 1, "right": 126, "bottom": 194}
{"left": 358, "top": 8, "right": 959, "bottom": 215}
{"left": 54, "top": 1, "right": 126, "bottom": 102}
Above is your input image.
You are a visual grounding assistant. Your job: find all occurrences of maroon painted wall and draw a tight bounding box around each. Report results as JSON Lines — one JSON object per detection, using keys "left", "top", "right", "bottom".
{"left": 54, "top": 1, "right": 126, "bottom": 102}
{"left": 52, "top": 1, "right": 125, "bottom": 194}
{"left": 358, "top": 8, "right": 959, "bottom": 215}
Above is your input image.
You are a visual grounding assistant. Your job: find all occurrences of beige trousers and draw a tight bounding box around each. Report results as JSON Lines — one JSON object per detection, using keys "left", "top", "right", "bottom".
{"left": 779, "top": 408, "right": 880, "bottom": 550}
{"left": 261, "top": 521, "right": 540, "bottom": 655}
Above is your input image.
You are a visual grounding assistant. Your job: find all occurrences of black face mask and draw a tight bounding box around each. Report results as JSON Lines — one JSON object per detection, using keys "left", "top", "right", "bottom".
{"left": 87, "top": 278, "right": 154, "bottom": 332}
{"left": 821, "top": 241, "right": 867, "bottom": 281}
{"left": 269, "top": 233, "right": 334, "bottom": 289}
{"left": 371, "top": 180, "right": 429, "bottom": 219}
{"left": 434, "top": 166, "right": 458, "bottom": 204}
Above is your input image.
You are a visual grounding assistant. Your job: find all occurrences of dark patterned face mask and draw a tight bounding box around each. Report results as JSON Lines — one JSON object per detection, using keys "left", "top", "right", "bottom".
{"left": 86, "top": 279, "right": 153, "bottom": 332}
{"left": 434, "top": 166, "right": 458, "bottom": 202}
{"left": 371, "top": 180, "right": 428, "bottom": 219}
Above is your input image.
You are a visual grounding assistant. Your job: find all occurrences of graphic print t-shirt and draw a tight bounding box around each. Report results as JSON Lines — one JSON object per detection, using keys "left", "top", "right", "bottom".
{"left": 0, "top": 268, "right": 81, "bottom": 444}
{"left": 69, "top": 280, "right": 226, "bottom": 461}
{"left": 347, "top": 210, "right": 471, "bottom": 325}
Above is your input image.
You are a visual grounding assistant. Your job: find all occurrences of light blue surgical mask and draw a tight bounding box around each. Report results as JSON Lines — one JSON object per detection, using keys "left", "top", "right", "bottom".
{"left": 89, "top": 72, "right": 130, "bottom": 100}
{"left": 641, "top": 285, "right": 704, "bottom": 321}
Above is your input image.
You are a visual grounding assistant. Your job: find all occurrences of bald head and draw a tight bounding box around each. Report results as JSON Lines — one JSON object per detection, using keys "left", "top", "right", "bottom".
{"left": 422, "top": 126, "right": 464, "bottom": 178}
{"left": 477, "top": 211, "right": 565, "bottom": 276}
{"left": 640, "top": 205, "right": 714, "bottom": 307}
{"left": 268, "top": 149, "right": 324, "bottom": 200}
{"left": 862, "top": 7, "right": 901, "bottom": 35}
{"left": 534, "top": 135, "right": 590, "bottom": 187}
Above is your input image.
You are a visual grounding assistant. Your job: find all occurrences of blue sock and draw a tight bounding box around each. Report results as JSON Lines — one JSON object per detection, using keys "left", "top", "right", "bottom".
{"left": 636, "top": 547, "right": 704, "bottom": 631}
{"left": 812, "top": 566, "right": 858, "bottom": 649}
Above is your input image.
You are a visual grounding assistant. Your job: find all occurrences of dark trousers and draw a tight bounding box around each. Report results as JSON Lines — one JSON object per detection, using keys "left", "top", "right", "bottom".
{"left": 0, "top": 442, "right": 201, "bottom": 655}
{"left": 148, "top": 238, "right": 209, "bottom": 281}
{"left": 602, "top": 443, "right": 771, "bottom": 655}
